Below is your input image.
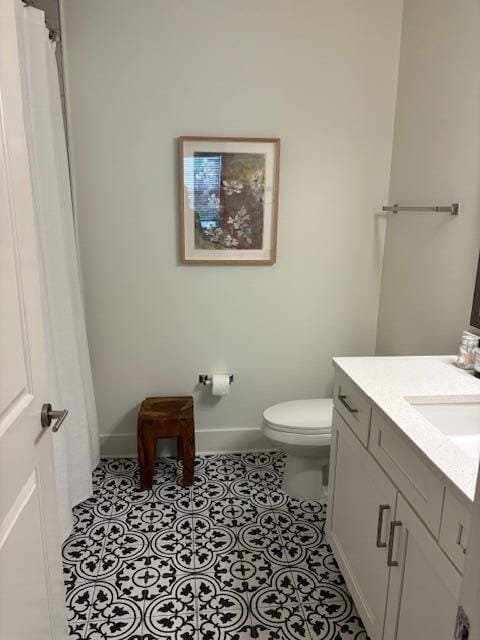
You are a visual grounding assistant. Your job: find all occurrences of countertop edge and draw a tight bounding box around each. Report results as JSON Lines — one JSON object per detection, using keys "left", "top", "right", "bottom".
{"left": 331, "top": 355, "right": 479, "bottom": 503}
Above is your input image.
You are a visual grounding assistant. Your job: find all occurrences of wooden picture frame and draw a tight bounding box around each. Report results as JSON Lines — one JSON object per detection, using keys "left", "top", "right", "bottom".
{"left": 179, "top": 136, "right": 280, "bottom": 264}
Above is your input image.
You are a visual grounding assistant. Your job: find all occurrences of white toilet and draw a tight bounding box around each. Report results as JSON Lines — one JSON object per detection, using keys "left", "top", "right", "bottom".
{"left": 262, "top": 398, "right": 333, "bottom": 501}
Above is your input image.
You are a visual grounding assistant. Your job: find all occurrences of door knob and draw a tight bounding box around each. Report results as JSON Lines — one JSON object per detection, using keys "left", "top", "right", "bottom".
{"left": 41, "top": 403, "right": 68, "bottom": 432}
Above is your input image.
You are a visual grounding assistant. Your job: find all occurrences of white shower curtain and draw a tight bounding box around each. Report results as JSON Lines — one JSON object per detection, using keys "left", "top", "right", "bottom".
{"left": 16, "top": 3, "right": 100, "bottom": 540}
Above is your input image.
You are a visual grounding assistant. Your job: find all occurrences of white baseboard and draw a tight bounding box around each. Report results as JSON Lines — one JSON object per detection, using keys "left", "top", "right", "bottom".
{"left": 99, "top": 427, "right": 272, "bottom": 458}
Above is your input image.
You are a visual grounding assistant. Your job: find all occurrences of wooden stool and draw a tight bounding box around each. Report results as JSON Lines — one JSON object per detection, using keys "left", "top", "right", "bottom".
{"left": 137, "top": 396, "right": 195, "bottom": 490}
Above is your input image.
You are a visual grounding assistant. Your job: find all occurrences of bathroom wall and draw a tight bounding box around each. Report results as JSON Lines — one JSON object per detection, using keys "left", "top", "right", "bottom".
{"left": 60, "top": 0, "right": 403, "bottom": 455}
{"left": 376, "top": 0, "right": 480, "bottom": 356}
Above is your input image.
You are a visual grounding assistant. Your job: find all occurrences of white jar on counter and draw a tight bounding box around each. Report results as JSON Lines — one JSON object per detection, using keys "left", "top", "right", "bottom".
{"left": 457, "top": 331, "right": 479, "bottom": 370}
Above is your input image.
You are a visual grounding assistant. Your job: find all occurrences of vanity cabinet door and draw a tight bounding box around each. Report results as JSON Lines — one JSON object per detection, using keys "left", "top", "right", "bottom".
{"left": 383, "top": 495, "right": 462, "bottom": 640}
{"left": 328, "top": 409, "right": 397, "bottom": 640}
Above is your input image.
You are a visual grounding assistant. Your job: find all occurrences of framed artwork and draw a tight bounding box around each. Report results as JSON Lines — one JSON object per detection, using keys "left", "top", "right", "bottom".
{"left": 179, "top": 136, "right": 280, "bottom": 264}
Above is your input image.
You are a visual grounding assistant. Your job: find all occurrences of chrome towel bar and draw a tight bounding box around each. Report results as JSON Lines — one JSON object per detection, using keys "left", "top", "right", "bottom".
{"left": 382, "top": 203, "right": 459, "bottom": 216}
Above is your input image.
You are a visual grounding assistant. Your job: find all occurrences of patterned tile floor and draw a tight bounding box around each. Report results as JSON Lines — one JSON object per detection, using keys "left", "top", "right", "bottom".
{"left": 63, "top": 452, "right": 369, "bottom": 640}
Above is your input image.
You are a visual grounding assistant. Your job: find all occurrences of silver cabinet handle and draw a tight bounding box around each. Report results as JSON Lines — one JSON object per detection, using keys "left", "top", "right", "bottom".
{"left": 376, "top": 505, "right": 390, "bottom": 548}
{"left": 387, "top": 521, "right": 402, "bottom": 567}
{"left": 456, "top": 523, "right": 467, "bottom": 554}
{"left": 41, "top": 403, "right": 69, "bottom": 432}
{"left": 338, "top": 394, "right": 358, "bottom": 414}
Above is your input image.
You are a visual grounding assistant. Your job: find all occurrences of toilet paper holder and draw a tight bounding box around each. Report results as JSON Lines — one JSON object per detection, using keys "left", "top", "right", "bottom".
{"left": 198, "top": 374, "right": 234, "bottom": 386}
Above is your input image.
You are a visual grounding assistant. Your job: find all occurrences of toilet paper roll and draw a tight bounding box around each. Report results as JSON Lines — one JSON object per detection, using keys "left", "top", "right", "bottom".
{"left": 211, "top": 374, "right": 230, "bottom": 396}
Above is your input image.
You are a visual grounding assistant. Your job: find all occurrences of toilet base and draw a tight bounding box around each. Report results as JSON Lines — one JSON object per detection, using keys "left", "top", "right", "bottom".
{"left": 282, "top": 453, "right": 329, "bottom": 501}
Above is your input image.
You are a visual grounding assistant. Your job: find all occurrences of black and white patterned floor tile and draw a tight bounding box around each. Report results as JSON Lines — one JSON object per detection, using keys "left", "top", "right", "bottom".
{"left": 63, "top": 452, "right": 369, "bottom": 639}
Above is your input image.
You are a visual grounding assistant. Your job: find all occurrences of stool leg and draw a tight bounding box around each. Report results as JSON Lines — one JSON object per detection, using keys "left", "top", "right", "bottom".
{"left": 138, "top": 426, "right": 157, "bottom": 490}
{"left": 181, "top": 427, "right": 195, "bottom": 486}
{"left": 177, "top": 437, "right": 183, "bottom": 462}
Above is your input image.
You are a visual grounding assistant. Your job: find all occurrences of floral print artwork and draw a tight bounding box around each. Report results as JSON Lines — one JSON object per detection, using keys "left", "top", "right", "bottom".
{"left": 192, "top": 152, "right": 266, "bottom": 250}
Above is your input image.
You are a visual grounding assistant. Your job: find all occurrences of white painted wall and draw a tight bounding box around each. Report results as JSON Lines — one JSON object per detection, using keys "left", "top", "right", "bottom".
{"left": 376, "top": 0, "right": 480, "bottom": 356}
{"left": 60, "top": 0, "right": 403, "bottom": 455}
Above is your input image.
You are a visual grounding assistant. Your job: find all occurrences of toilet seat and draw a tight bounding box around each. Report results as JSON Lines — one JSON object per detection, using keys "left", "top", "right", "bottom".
{"left": 261, "top": 398, "right": 333, "bottom": 500}
{"left": 263, "top": 399, "right": 333, "bottom": 436}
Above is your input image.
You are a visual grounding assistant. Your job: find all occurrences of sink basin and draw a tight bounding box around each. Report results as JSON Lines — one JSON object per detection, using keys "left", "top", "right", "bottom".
{"left": 409, "top": 399, "right": 480, "bottom": 460}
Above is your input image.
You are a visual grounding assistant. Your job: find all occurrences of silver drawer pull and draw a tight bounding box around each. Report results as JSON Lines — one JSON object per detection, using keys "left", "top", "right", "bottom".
{"left": 387, "top": 520, "right": 402, "bottom": 567}
{"left": 457, "top": 523, "right": 467, "bottom": 554}
{"left": 338, "top": 394, "right": 358, "bottom": 414}
{"left": 376, "top": 505, "right": 390, "bottom": 548}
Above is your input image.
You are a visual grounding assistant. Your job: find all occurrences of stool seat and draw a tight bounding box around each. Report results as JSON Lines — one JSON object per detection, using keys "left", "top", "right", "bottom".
{"left": 137, "top": 396, "right": 195, "bottom": 489}
{"left": 140, "top": 396, "right": 193, "bottom": 419}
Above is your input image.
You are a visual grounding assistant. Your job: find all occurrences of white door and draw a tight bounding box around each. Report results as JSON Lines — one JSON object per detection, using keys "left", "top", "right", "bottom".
{"left": 384, "top": 495, "right": 462, "bottom": 640}
{"left": 0, "top": 0, "right": 68, "bottom": 638}
{"left": 328, "top": 409, "right": 397, "bottom": 640}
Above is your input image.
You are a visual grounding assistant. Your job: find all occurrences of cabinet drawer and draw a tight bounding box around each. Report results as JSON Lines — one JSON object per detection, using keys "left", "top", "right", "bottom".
{"left": 333, "top": 371, "right": 371, "bottom": 446}
{"left": 369, "top": 410, "right": 444, "bottom": 536}
{"left": 439, "top": 489, "right": 471, "bottom": 573}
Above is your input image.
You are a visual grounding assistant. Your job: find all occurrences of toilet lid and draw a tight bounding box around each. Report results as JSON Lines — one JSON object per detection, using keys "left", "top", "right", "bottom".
{"left": 263, "top": 399, "right": 333, "bottom": 435}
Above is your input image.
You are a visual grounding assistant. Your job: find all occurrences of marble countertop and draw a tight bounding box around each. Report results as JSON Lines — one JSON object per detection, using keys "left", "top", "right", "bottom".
{"left": 332, "top": 355, "right": 480, "bottom": 501}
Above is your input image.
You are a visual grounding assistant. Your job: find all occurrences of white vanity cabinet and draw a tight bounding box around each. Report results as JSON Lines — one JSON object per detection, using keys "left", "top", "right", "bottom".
{"left": 329, "top": 409, "right": 397, "bottom": 638}
{"left": 328, "top": 368, "right": 472, "bottom": 640}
